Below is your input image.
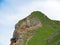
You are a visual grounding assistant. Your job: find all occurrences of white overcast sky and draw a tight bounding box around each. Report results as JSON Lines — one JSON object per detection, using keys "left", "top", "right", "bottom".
{"left": 0, "top": 0, "right": 60, "bottom": 45}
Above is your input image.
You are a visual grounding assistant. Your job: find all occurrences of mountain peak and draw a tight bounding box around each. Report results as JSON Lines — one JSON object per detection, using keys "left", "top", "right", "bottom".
{"left": 10, "top": 11, "right": 60, "bottom": 45}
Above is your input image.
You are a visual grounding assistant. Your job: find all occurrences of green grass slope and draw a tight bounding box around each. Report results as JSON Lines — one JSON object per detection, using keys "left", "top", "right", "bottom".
{"left": 27, "top": 11, "right": 60, "bottom": 45}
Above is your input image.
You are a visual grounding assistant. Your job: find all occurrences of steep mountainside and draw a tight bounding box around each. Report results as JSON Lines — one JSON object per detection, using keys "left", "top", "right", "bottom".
{"left": 10, "top": 11, "right": 60, "bottom": 45}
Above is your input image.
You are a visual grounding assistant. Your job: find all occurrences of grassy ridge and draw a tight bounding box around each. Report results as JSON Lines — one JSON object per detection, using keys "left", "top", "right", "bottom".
{"left": 27, "top": 11, "right": 60, "bottom": 45}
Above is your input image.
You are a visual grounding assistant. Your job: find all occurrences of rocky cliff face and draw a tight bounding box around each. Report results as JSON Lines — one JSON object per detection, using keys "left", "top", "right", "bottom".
{"left": 10, "top": 11, "right": 42, "bottom": 45}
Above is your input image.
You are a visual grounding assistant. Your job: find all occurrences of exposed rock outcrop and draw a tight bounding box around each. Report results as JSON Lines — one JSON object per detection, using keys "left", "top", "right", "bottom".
{"left": 10, "top": 12, "right": 42, "bottom": 45}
